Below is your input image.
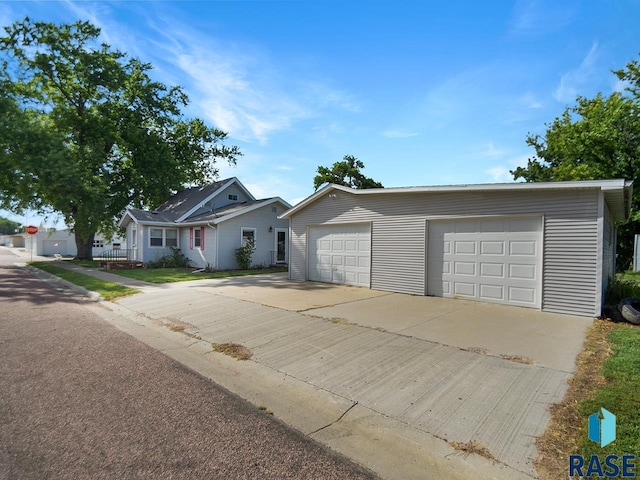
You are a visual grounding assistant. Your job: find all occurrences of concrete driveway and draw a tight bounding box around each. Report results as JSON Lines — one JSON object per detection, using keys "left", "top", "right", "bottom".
{"left": 107, "top": 273, "right": 592, "bottom": 479}
{"left": 181, "top": 272, "right": 591, "bottom": 372}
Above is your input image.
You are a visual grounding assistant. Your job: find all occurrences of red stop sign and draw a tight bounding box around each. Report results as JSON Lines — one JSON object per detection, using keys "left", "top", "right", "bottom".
{"left": 25, "top": 225, "right": 38, "bottom": 235}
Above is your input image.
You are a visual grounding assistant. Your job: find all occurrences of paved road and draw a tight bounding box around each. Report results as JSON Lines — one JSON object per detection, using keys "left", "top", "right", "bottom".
{"left": 0, "top": 250, "right": 376, "bottom": 480}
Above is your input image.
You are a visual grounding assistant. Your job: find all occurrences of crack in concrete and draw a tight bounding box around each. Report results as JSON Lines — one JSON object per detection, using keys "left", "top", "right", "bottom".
{"left": 308, "top": 401, "right": 359, "bottom": 436}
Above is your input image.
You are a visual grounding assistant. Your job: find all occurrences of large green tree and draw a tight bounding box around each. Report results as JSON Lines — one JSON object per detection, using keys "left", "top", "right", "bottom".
{"left": 0, "top": 18, "right": 240, "bottom": 259}
{"left": 313, "top": 155, "right": 383, "bottom": 190}
{"left": 512, "top": 56, "right": 640, "bottom": 270}
{"left": 0, "top": 215, "right": 21, "bottom": 235}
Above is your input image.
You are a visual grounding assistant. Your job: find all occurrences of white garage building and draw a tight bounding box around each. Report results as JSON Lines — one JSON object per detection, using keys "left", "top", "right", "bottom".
{"left": 280, "top": 179, "right": 632, "bottom": 317}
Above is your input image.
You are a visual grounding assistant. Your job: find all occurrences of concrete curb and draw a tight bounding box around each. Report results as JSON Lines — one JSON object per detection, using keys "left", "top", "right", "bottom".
{"left": 23, "top": 264, "right": 103, "bottom": 302}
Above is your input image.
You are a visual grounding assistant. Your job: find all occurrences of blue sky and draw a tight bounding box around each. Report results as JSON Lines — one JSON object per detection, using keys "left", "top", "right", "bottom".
{"left": 1, "top": 0, "right": 639, "bottom": 227}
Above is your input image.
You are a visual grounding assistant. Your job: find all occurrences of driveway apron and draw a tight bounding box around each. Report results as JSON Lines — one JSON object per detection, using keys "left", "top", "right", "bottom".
{"left": 116, "top": 283, "right": 573, "bottom": 478}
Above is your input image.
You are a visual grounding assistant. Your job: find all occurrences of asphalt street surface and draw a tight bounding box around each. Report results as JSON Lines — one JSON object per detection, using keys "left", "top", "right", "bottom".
{"left": 0, "top": 249, "right": 376, "bottom": 480}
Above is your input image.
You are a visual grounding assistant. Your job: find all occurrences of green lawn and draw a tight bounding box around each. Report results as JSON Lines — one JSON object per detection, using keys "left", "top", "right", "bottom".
{"left": 110, "top": 267, "right": 288, "bottom": 284}
{"left": 578, "top": 271, "right": 640, "bottom": 465}
{"left": 577, "top": 325, "right": 640, "bottom": 462}
{"left": 30, "top": 262, "right": 139, "bottom": 300}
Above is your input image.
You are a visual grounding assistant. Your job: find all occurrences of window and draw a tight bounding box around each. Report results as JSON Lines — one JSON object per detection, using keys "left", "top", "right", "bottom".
{"left": 150, "top": 228, "right": 163, "bottom": 247}
{"left": 190, "top": 227, "right": 205, "bottom": 250}
{"left": 149, "top": 228, "right": 179, "bottom": 248}
{"left": 93, "top": 240, "right": 104, "bottom": 248}
{"left": 242, "top": 228, "right": 256, "bottom": 246}
{"left": 165, "top": 229, "right": 178, "bottom": 247}
{"left": 228, "top": 194, "right": 238, "bottom": 201}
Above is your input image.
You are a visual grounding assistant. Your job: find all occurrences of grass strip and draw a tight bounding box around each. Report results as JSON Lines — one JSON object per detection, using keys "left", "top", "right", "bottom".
{"left": 110, "top": 267, "right": 287, "bottom": 284}
{"left": 535, "top": 320, "right": 640, "bottom": 479}
{"left": 577, "top": 324, "right": 640, "bottom": 459}
{"left": 30, "top": 262, "right": 139, "bottom": 300}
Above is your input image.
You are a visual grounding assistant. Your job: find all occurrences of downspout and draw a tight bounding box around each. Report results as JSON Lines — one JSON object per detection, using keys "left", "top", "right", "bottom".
{"left": 207, "top": 222, "right": 217, "bottom": 269}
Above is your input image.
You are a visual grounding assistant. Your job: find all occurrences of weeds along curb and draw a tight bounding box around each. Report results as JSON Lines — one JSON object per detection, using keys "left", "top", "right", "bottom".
{"left": 23, "top": 264, "right": 103, "bottom": 302}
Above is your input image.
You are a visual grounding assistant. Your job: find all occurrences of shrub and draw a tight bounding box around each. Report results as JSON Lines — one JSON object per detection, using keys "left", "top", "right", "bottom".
{"left": 604, "top": 277, "right": 640, "bottom": 305}
{"left": 145, "top": 247, "right": 191, "bottom": 269}
{"left": 235, "top": 239, "right": 255, "bottom": 270}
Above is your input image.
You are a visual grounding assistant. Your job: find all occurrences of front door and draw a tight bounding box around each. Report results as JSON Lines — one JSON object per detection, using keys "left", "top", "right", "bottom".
{"left": 275, "top": 229, "right": 287, "bottom": 263}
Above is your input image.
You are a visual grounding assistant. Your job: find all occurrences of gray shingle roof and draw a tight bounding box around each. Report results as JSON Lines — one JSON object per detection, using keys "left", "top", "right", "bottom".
{"left": 154, "top": 178, "right": 230, "bottom": 218}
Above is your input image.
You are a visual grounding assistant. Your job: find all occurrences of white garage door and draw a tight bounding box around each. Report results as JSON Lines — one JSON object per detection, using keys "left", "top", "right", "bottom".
{"left": 308, "top": 224, "right": 371, "bottom": 287}
{"left": 427, "top": 217, "right": 542, "bottom": 308}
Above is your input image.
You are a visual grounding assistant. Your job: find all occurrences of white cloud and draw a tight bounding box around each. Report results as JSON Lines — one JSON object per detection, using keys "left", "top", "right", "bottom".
{"left": 485, "top": 154, "right": 531, "bottom": 182}
{"left": 381, "top": 129, "right": 419, "bottom": 138}
{"left": 554, "top": 42, "right": 600, "bottom": 103}
{"left": 486, "top": 166, "right": 512, "bottom": 182}
{"left": 519, "top": 91, "right": 543, "bottom": 109}
{"left": 133, "top": 16, "right": 361, "bottom": 145}
{"left": 508, "top": 0, "right": 577, "bottom": 36}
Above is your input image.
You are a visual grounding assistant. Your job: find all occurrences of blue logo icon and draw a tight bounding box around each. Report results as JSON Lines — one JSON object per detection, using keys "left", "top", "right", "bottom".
{"left": 588, "top": 408, "right": 616, "bottom": 448}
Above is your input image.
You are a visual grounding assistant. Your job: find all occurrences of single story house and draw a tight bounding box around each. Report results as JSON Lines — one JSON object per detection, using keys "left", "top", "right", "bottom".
{"left": 280, "top": 179, "right": 633, "bottom": 317}
{"left": 118, "top": 177, "right": 291, "bottom": 269}
{"left": 5, "top": 229, "right": 125, "bottom": 257}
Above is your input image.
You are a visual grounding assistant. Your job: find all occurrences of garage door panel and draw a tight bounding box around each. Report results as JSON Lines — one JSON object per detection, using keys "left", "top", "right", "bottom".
{"left": 454, "top": 241, "right": 476, "bottom": 254}
{"left": 454, "top": 262, "right": 475, "bottom": 275}
{"left": 428, "top": 217, "right": 541, "bottom": 308}
{"left": 442, "top": 261, "right": 450, "bottom": 274}
{"left": 454, "top": 282, "right": 475, "bottom": 296}
{"left": 509, "top": 264, "right": 536, "bottom": 280}
{"left": 509, "top": 218, "right": 539, "bottom": 232}
{"left": 480, "top": 241, "right": 505, "bottom": 255}
{"left": 509, "top": 286, "right": 536, "bottom": 304}
{"left": 510, "top": 241, "right": 536, "bottom": 256}
{"left": 308, "top": 224, "right": 371, "bottom": 288}
{"left": 480, "top": 284, "right": 504, "bottom": 300}
{"left": 480, "top": 263, "right": 504, "bottom": 277}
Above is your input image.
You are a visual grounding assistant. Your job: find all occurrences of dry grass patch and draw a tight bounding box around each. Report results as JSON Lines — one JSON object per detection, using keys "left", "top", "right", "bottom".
{"left": 499, "top": 354, "right": 533, "bottom": 364}
{"left": 331, "top": 317, "right": 356, "bottom": 325}
{"left": 534, "top": 319, "right": 616, "bottom": 480}
{"left": 448, "top": 440, "right": 497, "bottom": 462}
{"left": 211, "top": 342, "right": 253, "bottom": 360}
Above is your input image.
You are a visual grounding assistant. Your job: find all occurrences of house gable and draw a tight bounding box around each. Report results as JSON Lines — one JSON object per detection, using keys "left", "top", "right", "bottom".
{"left": 177, "top": 178, "right": 256, "bottom": 222}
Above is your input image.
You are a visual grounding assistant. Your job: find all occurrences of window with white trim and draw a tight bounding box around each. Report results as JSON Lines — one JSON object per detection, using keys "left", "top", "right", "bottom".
{"left": 165, "top": 229, "right": 178, "bottom": 247}
{"left": 150, "top": 228, "right": 163, "bottom": 247}
{"left": 149, "top": 228, "right": 179, "bottom": 248}
{"left": 228, "top": 194, "right": 238, "bottom": 201}
{"left": 93, "top": 240, "right": 104, "bottom": 248}
{"left": 190, "top": 227, "right": 205, "bottom": 250}
{"left": 241, "top": 228, "right": 256, "bottom": 246}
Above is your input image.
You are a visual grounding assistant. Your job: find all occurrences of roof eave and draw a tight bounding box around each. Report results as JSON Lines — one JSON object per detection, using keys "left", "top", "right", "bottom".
{"left": 280, "top": 179, "right": 633, "bottom": 220}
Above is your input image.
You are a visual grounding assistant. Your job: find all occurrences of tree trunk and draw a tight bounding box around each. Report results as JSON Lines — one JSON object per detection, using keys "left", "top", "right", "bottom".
{"left": 75, "top": 230, "right": 95, "bottom": 260}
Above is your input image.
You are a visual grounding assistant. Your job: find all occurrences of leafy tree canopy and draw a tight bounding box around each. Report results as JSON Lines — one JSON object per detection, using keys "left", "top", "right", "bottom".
{"left": 0, "top": 215, "right": 21, "bottom": 235}
{"left": 0, "top": 18, "right": 241, "bottom": 259}
{"left": 313, "top": 155, "right": 383, "bottom": 191}
{"left": 511, "top": 55, "right": 640, "bottom": 269}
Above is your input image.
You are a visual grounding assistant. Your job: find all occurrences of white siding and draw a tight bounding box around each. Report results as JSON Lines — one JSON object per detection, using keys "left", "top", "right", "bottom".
{"left": 216, "top": 203, "right": 289, "bottom": 270}
{"left": 289, "top": 188, "right": 603, "bottom": 316}
{"left": 372, "top": 217, "right": 425, "bottom": 295}
{"left": 180, "top": 227, "right": 217, "bottom": 269}
{"left": 601, "top": 203, "right": 616, "bottom": 300}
